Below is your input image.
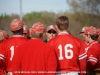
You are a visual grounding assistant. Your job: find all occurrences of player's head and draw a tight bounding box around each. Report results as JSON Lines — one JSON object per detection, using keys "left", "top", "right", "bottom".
{"left": 83, "top": 26, "right": 98, "bottom": 43}
{"left": 2, "top": 30, "right": 9, "bottom": 39}
{"left": 56, "top": 16, "right": 69, "bottom": 32}
{"left": 79, "top": 26, "right": 88, "bottom": 39}
{"left": 10, "top": 19, "right": 24, "bottom": 35}
{"left": 79, "top": 26, "right": 88, "bottom": 35}
{"left": 23, "top": 24, "right": 30, "bottom": 38}
{"left": 97, "top": 28, "right": 100, "bottom": 42}
{"left": 23, "top": 24, "right": 28, "bottom": 34}
{"left": 29, "top": 22, "right": 45, "bottom": 39}
{"left": 0, "top": 30, "right": 9, "bottom": 43}
{"left": 46, "top": 25, "right": 57, "bottom": 41}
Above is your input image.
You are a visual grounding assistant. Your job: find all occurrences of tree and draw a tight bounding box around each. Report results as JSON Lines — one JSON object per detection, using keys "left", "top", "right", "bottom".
{"left": 67, "top": 0, "right": 100, "bottom": 15}
{"left": 66, "top": 0, "right": 100, "bottom": 28}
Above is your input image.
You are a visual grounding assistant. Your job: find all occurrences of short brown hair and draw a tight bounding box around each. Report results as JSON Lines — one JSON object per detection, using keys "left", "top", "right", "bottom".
{"left": 56, "top": 16, "right": 69, "bottom": 31}
{"left": 31, "top": 33, "right": 43, "bottom": 38}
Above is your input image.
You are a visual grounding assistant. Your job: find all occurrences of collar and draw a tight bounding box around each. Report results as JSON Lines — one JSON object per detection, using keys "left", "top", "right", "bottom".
{"left": 11, "top": 35, "right": 24, "bottom": 37}
{"left": 58, "top": 32, "right": 69, "bottom": 35}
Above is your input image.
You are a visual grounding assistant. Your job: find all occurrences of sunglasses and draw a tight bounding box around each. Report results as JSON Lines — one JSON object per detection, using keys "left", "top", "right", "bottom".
{"left": 47, "top": 30, "right": 57, "bottom": 34}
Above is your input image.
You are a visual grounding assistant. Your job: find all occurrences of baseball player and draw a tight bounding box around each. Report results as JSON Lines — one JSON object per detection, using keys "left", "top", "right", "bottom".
{"left": 79, "top": 26, "right": 89, "bottom": 49}
{"left": 79, "top": 27, "right": 89, "bottom": 75}
{"left": 93, "top": 28, "right": 100, "bottom": 75}
{"left": 97, "top": 28, "right": 100, "bottom": 43}
{"left": 44, "top": 25, "right": 57, "bottom": 42}
{"left": 0, "top": 19, "right": 28, "bottom": 75}
{"left": 0, "top": 30, "right": 9, "bottom": 43}
{"left": 23, "top": 24, "right": 28, "bottom": 37}
{"left": 23, "top": 24, "right": 31, "bottom": 39}
{"left": 47, "top": 16, "right": 84, "bottom": 75}
{"left": 79, "top": 26, "right": 100, "bottom": 75}
{"left": 0, "top": 30, "right": 9, "bottom": 75}
{"left": 12, "top": 22, "right": 57, "bottom": 75}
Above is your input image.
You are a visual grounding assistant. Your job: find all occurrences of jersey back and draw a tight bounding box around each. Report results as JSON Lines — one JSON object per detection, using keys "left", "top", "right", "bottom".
{"left": 48, "top": 34, "right": 82, "bottom": 72}
{"left": 0, "top": 36, "right": 28, "bottom": 72}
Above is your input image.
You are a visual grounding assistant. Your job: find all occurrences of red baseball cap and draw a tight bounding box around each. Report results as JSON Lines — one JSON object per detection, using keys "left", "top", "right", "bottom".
{"left": 0, "top": 30, "right": 4, "bottom": 40}
{"left": 79, "top": 26, "right": 88, "bottom": 34}
{"left": 97, "top": 28, "right": 100, "bottom": 35}
{"left": 3, "top": 30, "right": 9, "bottom": 39}
{"left": 83, "top": 26, "right": 97, "bottom": 35}
{"left": 30, "top": 22, "right": 45, "bottom": 35}
{"left": 0, "top": 30, "right": 9, "bottom": 40}
{"left": 10, "top": 19, "right": 24, "bottom": 31}
{"left": 23, "top": 25, "right": 28, "bottom": 33}
{"left": 46, "top": 25, "right": 57, "bottom": 32}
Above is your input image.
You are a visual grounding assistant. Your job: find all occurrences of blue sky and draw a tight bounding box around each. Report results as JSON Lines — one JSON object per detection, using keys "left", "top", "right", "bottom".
{"left": 0, "top": 0, "right": 69, "bottom": 15}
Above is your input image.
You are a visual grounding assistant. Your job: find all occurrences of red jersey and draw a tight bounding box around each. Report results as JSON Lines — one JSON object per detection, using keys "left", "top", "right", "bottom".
{"left": 0, "top": 43, "right": 5, "bottom": 75}
{"left": 87, "top": 41, "right": 100, "bottom": 70}
{"left": 79, "top": 40, "right": 89, "bottom": 75}
{"left": 81, "top": 40, "right": 89, "bottom": 52}
{"left": 47, "top": 32, "right": 83, "bottom": 72}
{"left": 12, "top": 39, "right": 57, "bottom": 75}
{"left": 0, "top": 35, "right": 28, "bottom": 72}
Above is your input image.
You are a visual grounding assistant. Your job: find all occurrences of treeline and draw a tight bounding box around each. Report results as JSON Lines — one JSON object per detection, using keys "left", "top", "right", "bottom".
{"left": 0, "top": 11, "right": 100, "bottom": 39}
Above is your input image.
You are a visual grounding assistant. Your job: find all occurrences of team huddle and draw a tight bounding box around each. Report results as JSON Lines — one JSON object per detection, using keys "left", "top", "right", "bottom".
{"left": 0, "top": 16, "right": 100, "bottom": 75}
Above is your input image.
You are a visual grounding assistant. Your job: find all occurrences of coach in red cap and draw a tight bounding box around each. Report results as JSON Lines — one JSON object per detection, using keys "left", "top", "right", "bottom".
{"left": 12, "top": 22, "right": 57, "bottom": 75}
{"left": 44, "top": 25, "right": 57, "bottom": 42}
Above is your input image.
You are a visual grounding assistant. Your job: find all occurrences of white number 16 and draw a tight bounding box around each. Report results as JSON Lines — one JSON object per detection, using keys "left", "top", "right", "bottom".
{"left": 58, "top": 44, "right": 73, "bottom": 60}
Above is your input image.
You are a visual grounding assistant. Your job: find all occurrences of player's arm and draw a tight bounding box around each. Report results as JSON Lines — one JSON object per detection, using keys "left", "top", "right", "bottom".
{"left": 0, "top": 43, "right": 6, "bottom": 69}
{"left": 12, "top": 46, "right": 22, "bottom": 75}
{"left": 86, "top": 48, "right": 98, "bottom": 70}
{"left": 78, "top": 42, "right": 87, "bottom": 75}
{"left": 47, "top": 46, "right": 57, "bottom": 75}
{"left": 0, "top": 53, "right": 6, "bottom": 69}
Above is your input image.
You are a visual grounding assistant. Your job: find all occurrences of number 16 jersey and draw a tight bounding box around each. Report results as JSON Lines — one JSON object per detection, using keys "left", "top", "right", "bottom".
{"left": 47, "top": 33, "right": 83, "bottom": 72}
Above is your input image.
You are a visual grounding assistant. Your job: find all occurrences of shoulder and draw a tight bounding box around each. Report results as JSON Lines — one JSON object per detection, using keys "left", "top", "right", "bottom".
{"left": 69, "top": 35, "right": 82, "bottom": 45}
{"left": 0, "top": 38, "right": 9, "bottom": 45}
{"left": 47, "top": 38, "right": 56, "bottom": 46}
{"left": 71, "top": 35, "right": 81, "bottom": 41}
{"left": 90, "top": 43, "right": 100, "bottom": 49}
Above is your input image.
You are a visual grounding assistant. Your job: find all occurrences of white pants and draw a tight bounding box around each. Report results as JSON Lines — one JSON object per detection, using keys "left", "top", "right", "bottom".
{"left": 56, "top": 72, "right": 79, "bottom": 75}
{"left": 7, "top": 72, "right": 12, "bottom": 75}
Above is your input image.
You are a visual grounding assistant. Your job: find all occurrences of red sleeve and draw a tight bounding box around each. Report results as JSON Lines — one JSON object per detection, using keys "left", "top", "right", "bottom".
{"left": 47, "top": 46, "right": 57, "bottom": 75}
{"left": 86, "top": 47, "right": 99, "bottom": 70}
{"left": 0, "top": 43, "right": 6, "bottom": 60}
{"left": 0, "top": 43, "right": 6, "bottom": 69}
{"left": 79, "top": 42, "right": 87, "bottom": 75}
{"left": 0, "top": 59, "right": 6, "bottom": 70}
{"left": 12, "top": 46, "right": 22, "bottom": 75}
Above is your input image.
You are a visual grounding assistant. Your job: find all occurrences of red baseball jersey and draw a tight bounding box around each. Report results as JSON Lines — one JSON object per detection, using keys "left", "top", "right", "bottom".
{"left": 87, "top": 41, "right": 100, "bottom": 70}
{"left": 0, "top": 43, "right": 5, "bottom": 75}
{"left": 47, "top": 32, "right": 83, "bottom": 72}
{"left": 79, "top": 40, "right": 89, "bottom": 75}
{"left": 81, "top": 40, "right": 89, "bottom": 51}
{"left": 0, "top": 35, "right": 28, "bottom": 72}
{"left": 12, "top": 39, "right": 57, "bottom": 75}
